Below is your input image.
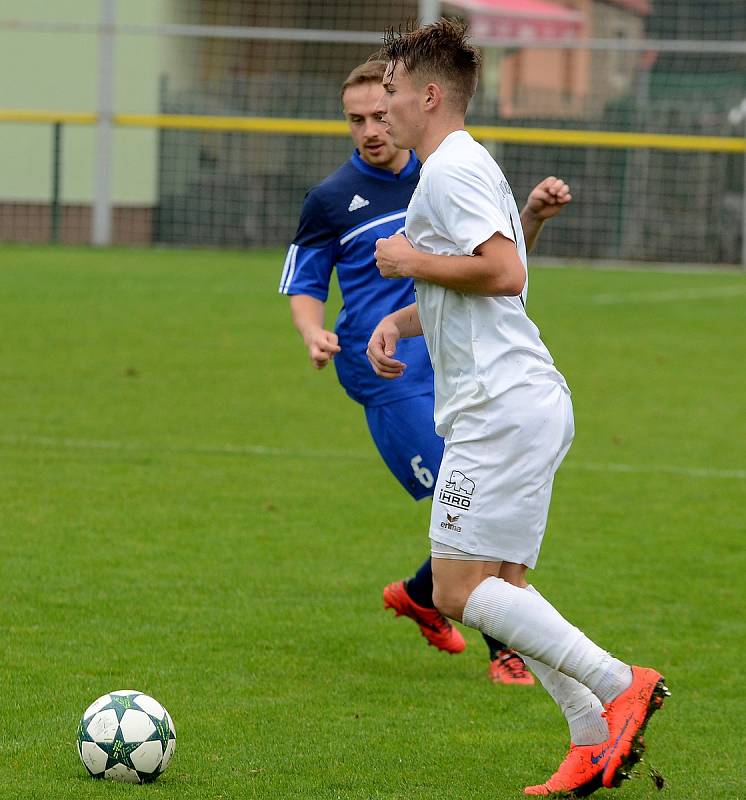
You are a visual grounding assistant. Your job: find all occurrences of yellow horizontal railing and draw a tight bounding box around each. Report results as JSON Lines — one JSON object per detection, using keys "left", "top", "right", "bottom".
{"left": 117, "top": 113, "right": 349, "bottom": 136}
{"left": 468, "top": 125, "right": 746, "bottom": 153}
{"left": 0, "top": 109, "right": 744, "bottom": 153}
{"left": 0, "top": 109, "right": 98, "bottom": 125}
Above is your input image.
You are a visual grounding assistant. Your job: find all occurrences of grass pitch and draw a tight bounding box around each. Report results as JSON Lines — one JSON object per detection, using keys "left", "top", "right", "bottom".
{"left": 1, "top": 246, "right": 745, "bottom": 799}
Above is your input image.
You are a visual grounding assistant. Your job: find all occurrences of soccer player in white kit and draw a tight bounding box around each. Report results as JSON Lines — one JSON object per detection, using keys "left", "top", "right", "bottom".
{"left": 366, "top": 20, "right": 669, "bottom": 797}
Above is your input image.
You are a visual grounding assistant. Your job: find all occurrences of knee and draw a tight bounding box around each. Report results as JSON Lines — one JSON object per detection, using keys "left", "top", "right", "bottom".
{"left": 432, "top": 583, "right": 469, "bottom": 623}
{"left": 499, "top": 561, "right": 528, "bottom": 588}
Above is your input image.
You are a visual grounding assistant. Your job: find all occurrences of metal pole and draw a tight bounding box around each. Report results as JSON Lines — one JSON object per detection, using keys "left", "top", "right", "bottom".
{"left": 51, "top": 122, "right": 62, "bottom": 244}
{"left": 92, "top": 0, "right": 116, "bottom": 246}
{"left": 418, "top": 0, "right": 440, "bottom": 25}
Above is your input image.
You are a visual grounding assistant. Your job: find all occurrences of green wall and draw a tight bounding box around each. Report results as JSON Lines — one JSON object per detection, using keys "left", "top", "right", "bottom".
{"left": 0, "top": 0, "right": 191, "bottom": 205}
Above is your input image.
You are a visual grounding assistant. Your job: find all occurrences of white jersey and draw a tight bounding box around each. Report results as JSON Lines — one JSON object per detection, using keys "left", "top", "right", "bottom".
{"left": 405, "top": 130, "right": 568, "bottom": 436}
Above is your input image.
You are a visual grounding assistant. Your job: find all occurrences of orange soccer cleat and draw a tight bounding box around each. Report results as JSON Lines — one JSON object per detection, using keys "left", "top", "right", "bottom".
{"left": 488, "top": 649, "right": 536, "bottom": 686}
{"left": 601, "top": 665, "right": 670, "bottom": 789}
{"left": 524, "top": 741, "right": 610, "bottom": 797}
{"left": 383, "top": 580, "right": 466, "bottom": 654}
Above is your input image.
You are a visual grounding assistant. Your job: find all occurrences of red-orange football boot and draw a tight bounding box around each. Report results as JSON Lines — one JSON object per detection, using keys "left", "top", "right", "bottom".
{"left": 601, "top": 665, "right": 669, "bottom": 788}
{"left": 488, "top": 649, "right": 536, "bottom": 686}
{"left": 524, "top": 741, "right": 610, "bottom": 797}
{"left": 383, "top": 580, "right": 465, "bottom": 654}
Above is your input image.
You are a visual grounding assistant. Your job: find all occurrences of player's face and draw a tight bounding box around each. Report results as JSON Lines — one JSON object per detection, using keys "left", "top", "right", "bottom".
{"left": 379, "top": 63, "right": 425, "bottom": 151}
{"left": 343, "top": 82, "right": 407, "bottom": 171}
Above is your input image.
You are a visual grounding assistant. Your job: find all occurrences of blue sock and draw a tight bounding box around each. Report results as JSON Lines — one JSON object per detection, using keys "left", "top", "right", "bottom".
{"left": 405, "top": 557, "right": 436, "bottom": 608}
{"left": 483, "top": 633, "right": 508, "bottom": 660}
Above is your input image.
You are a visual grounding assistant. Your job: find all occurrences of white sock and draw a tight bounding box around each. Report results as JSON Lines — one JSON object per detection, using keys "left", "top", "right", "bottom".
{"left": 521, "top": 587, "right": 608, "bottom": 746}
{"left": 462, "top": 577, "right": 632, "bottom": 706}
{"left": 523, "top": 655, "right": 609, "bottom": 745}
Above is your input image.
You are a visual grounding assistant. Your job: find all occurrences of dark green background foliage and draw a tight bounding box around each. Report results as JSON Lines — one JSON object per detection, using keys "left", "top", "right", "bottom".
{"left": 1, "top": 247, "right": 744, "bottom": 798}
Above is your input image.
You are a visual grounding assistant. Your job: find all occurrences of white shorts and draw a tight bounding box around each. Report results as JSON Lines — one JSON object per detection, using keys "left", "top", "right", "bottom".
{"left": 429, "top": 381, "right": 574, "bottom": 569}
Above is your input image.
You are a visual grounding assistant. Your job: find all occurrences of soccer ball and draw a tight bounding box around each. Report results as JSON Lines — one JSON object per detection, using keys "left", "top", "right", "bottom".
{"left": 76, "top": 690, "right": 176, "bottom": 783}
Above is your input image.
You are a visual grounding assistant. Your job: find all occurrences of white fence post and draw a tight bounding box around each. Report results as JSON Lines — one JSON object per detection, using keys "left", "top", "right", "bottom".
{"left": 418, "top": 0, "right": 441, "bottom": 25}
{"left": 92, "top": 0, "right": 116, "bottom": 246}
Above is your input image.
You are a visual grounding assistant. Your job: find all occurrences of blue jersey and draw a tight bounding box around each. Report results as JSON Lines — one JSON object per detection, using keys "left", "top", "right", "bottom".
{"left": 279, "top": 149, "right": 434, "bottom": 407}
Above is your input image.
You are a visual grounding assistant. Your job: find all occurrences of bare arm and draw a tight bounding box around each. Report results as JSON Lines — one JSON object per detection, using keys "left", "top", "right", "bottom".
{"left": 366, "top": 302, "right": 422, "bottom": 380}
{"left": 520, "top": 176, "right": 572, "bottom": 253}
{"left": 375, "top": 232, "right": 525, "bottom": 297}
{"left": 373, "top": 176, "right": 573, "bottom": 294}
{"left": 288, "top": 294, "right": 341, "bottom": 370}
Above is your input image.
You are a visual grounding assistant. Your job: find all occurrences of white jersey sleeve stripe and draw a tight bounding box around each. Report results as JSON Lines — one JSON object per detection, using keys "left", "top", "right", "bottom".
{"left": 339, "top": 211, "right": 407, "bottom": 246}
{"left": 278, "top": 244, "right": 298, "bottom": 294}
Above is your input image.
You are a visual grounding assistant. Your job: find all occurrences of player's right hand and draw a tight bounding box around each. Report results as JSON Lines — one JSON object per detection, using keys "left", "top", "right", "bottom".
{"left": 306, "top": 329, "right": 341, "bottom": 369}
{"left": 366, "top": 317, "right": 406, "bottom": 380}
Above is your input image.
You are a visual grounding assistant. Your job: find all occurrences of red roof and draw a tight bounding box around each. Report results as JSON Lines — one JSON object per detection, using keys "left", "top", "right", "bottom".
{"left": 456, "top": 0, "right": 582, "bottom": 20}
{"left": 447, "top": 0, "right": 585, "bottom": 41}
{"left": 606, "top": 0, "right": 652, "bottom": 16}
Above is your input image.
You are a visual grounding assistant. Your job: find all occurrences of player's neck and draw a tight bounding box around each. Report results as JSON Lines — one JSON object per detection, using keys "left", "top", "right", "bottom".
{"left": 388, "top": 148, "right": 412, "bottom": 174}
{"left": 415, "top": 117, "right": 466, "bottom": 163}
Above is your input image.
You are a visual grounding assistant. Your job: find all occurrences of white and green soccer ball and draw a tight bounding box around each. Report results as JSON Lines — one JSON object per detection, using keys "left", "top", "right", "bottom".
{"left": 76, "top": 690, "right": 176, "bottom": 783}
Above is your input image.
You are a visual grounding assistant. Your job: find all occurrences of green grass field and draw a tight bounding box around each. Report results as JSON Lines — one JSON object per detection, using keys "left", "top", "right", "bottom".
{"left": 1, "top": 246, "right": 745, "bottom": 799}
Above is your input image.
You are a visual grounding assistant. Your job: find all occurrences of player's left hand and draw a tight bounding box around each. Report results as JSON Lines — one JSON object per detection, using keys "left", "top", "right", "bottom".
{"left": 525, "top": 176, "right": 572, "bottom": 221}
{"left": 375, "top": 234, "right": 414, "bottom": 279}
{"left": 366, "top": 316, "right": 406, "bottom": 380}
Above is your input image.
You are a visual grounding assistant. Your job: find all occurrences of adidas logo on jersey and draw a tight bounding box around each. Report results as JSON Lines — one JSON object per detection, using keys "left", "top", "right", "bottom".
{"left": 348, "top": 194, "right": 370, "bottom": 212}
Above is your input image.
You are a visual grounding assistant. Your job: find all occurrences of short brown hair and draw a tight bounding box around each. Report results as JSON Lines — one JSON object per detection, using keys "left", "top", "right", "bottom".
{"left": 381, "top": 19, "right": 480, "bottom": 113}
{"left": 340, "top": 60, "right": 387, "bottom": 104}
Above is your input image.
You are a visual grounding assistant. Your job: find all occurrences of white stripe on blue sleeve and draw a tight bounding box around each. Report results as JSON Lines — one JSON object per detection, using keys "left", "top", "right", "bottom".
{"left": 278, "top": 244, "right": 298, "bottom": 294}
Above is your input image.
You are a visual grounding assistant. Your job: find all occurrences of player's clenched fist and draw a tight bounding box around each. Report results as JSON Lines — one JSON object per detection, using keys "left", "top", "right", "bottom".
{"left": 375, "top": 233, "right": 414, "bottom": 278}
{"left": 524, "top": 176, "right": 572, "bottom": 221}
{"left": 366, "top": 316, "right": 406, "bottom": 380}
{"left": 305, "top": 328, "right": 341, "bottom": 369}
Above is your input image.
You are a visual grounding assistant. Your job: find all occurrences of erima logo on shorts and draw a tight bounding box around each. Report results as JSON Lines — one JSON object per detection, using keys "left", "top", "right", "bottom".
{"left": 438, "top": 470, "right": 475, "bottom": 510}
{"left": 440, "top": 512, "right": 462, "bottom": 533}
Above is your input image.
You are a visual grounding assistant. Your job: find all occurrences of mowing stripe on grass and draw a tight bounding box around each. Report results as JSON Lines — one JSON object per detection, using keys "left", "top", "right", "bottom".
{"left": 567, "top": 460, "right": 746, "bottom": 481}
{"left": 589, "top": 284, "right": 746, "bottom": 305}
{"left": 2, "top": 433, "right": 744, "bottom": 481}
{"left": 0, "top": 433, "right": 374, "bottom": 462}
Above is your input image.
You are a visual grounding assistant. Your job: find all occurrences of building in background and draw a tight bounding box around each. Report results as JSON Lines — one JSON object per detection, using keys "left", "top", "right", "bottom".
{"left": 0, "top": 0, "right": 194, "bottom": 244}
{"left": 0, "top": 0, "right": 744, "bottom": 262}
{"left": 493, "top": 0, "right": 649, "bottom": 121}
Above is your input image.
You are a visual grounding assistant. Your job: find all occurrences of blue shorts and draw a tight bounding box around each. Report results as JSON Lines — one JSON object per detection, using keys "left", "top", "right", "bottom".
{"left": 364, "top": 393, "right": 445, "bottom": 500}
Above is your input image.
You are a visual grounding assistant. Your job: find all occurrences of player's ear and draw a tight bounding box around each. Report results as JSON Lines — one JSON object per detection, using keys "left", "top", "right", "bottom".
{"left": 424, "top": 83, "right": 442, "bottom": 111}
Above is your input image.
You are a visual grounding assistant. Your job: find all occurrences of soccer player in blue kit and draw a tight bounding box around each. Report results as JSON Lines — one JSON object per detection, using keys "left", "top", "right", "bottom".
{"left": 279, "top": 60, "right": 572, "bottom": 684}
